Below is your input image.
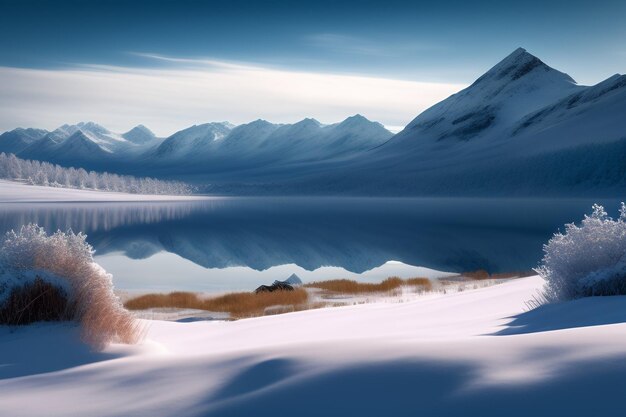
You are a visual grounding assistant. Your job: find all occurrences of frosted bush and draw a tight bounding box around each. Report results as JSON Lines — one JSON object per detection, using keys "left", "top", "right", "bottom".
{"left": 0, "top": 224, "right": 143, "bottom": 349}
{"left": 537, "top": 203, "right": 626, "bottom": 302}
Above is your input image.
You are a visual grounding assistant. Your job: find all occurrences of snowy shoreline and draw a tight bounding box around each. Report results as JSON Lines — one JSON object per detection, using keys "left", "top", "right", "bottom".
{"left": 0, "top": 180, "right": 212, "bottom": 202}
{"left": 2, "top": 275, "right": 626, "bottom": 416}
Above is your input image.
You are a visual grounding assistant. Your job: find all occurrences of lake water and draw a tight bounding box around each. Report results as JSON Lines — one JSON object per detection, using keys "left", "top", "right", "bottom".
{"left": 0, "top": 197, "right": 620, "bottom": 292}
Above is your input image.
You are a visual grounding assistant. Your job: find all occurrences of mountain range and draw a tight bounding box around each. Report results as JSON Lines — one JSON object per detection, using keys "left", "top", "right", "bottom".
{"left": 0, "top": 115, "right": 393, "bottom": 176}
{"left": 1, "top": 47, "right": 624, "bottom": 196}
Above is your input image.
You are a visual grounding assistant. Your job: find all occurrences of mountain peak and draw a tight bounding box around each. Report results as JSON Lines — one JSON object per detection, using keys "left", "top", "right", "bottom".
{"left": 345, "top": 114, "right": 368, "bottom": 122}
{"left": 295, "top": 118, "right": 322, "bottom": 127}
{"left": 133, "top": 124, "right": 151, "bottom": 131}
{"left": 123, "top": 124, "right": 157, "bottom": 144}
{"left": 339, "top": 114, "right": 373, "bottom": 126}
{"left": 396, "top": 48, "right": 583, "bottom": 144}
{"left": 333, "top": 114, "right": 390, "bottom": 136}
{"left": 284, "top": 274, "right": 303, "bottom": 285}
{"left": 76, "top": 121, "right": 109, "bottom": 133}
{"left": 473, "top": 47, "right": 576, "bottom": 87}
{"left": 282, "top": 118, "right": 322, "bottom": 133}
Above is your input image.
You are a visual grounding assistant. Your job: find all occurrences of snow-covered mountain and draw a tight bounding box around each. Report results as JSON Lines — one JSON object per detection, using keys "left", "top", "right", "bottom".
{"left": 11, "top": 122, "right": 163, "bottom": 169}
{"left": 122, "top": 124, "right": 157, "bottom": 145}
{"left": 29, "top": 122, "right": 127, "bottom": 152}
{"left": 278, "top": 48, "right": 626, "bottom": 196}
{"left": 216, "top": 119, "right": 280, "bottom": 155}
{"left": 18, "top": 135, "right": 64, "bottom": 162}
{"left": 1, "top": 115, "right": 392, "bottom": 176}
{"left": 253, "top": 115, "right": 391, "bottom": 162}
{"left": 150, "top": 115, "right": 391, "bottom": 165}
{"left": 0, "top": 128, "right": 48, "bottom": 154}
{"left": 153, "top": 122, "right": 234, "bottom": 159}
{"left": 391, "top": 47, "right": 582, "bottom": 147}
{"left": 19, "top": 130, "right": 111, "bottom": 165}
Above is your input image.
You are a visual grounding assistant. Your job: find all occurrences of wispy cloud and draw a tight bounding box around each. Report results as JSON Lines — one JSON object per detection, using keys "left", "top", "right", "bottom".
{"left": 0, "top": 56, "right": 464, "bottom": 136}
{"left": 126, "top": 52, "right": 259, "bottom": 71}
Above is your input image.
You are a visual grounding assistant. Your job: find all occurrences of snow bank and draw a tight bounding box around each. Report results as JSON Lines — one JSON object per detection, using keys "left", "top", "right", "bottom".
{"left": 0, "top": 180, "right": 207, "bottom": 202}
{"left": 1, "top": 276, "right": 625, "bottom": 416}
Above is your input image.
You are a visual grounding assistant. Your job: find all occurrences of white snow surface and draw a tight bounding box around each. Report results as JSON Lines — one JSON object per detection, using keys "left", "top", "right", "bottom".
{"left": 1, "top": 275, "right": 626, "bottom": 416}
{"left": 0, "top": 180, "right": 207, "bottom": 202}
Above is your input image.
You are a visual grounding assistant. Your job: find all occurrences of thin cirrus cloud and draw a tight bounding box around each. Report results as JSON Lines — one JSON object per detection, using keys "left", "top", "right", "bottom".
{"left": 0, "top": 55, "right": 464, "bottom": 136}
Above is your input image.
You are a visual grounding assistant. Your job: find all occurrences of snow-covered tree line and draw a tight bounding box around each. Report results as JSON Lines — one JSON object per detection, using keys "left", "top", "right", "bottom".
{"left": 0, "top": 153, "right": 193, "bottom": 195}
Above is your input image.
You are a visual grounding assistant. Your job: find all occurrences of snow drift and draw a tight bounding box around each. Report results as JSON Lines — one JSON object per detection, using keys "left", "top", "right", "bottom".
{"left": 2, "top": 276, "right": 626, "bottom": 417}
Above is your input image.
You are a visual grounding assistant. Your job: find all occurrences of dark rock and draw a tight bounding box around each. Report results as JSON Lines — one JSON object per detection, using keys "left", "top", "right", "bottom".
{"left": 254, "top": 281, "right": 295, "bottom": 294}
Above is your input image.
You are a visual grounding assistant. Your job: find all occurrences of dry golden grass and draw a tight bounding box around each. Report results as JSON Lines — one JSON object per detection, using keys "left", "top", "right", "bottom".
{"left": 304, "top": 277, "right": 404, "bottom": 293}
{"left": 463, "top": 269, "right": 535, "bottom": 280}
{"left": 304, "top": 276, "right": 432, "bottom": 294}
{"left": 462, "top": 269, "right": 491, "bottom": 280}
{"left": 125, "top": 292, "right": 202, "bottom": 310}
{"left": 405, "top": 277, "right": 433, "bottom": 291}
{"left": 125, "top": 276, "right": 435, "bottom": 319}
{"left": 125, "top": 288, "right": 309, "bottom": 318}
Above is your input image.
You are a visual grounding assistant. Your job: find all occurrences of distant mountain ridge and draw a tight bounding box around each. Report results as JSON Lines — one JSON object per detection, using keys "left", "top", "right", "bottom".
{"left": 151, "top": 114, "right": 391, "bottom": 164}
{"left": 0, "top": 128, "right": 47, "bottom": 154}
{"left": 0, "top": 114, "right": 393, "bottom": 175}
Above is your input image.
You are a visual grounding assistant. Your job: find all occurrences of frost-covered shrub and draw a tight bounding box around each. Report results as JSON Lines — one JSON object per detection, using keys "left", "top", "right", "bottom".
{"left": 537, "top": 203, "right": 626, "bottom": 302}
{"left": 0, "top": 224, "right": 143, "bottom": 349}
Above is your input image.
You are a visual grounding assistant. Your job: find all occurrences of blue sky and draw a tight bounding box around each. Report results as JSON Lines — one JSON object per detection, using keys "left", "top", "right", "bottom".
{"left": 1, "top": 0, "right": 624, "bottom": 135}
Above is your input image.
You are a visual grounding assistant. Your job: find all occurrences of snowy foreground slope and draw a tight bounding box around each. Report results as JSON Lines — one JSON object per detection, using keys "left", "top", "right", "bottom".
{"left": 0, "top": 180, "right": 205, "bottom": 202}
{"left": 2, "top": 276, "right": 626, "bottom": 416}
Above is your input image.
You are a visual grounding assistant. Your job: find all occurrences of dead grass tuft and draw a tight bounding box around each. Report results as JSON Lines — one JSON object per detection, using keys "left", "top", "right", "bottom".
{"left": 304, "top": 276, "right": 432, "bottom": 294}
{"left": 0, "top": 277, "right": 75, "bottom": 325}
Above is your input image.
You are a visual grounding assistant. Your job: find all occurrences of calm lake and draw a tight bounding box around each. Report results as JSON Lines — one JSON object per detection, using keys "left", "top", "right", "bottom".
{"left": 0, "top": 197, "right": 620, "bottom": 292}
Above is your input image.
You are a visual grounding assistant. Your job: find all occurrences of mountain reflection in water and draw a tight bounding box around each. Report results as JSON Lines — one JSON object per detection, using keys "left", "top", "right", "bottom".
{"left": 0, "top": 197, "right": 618, "bottom": 290}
